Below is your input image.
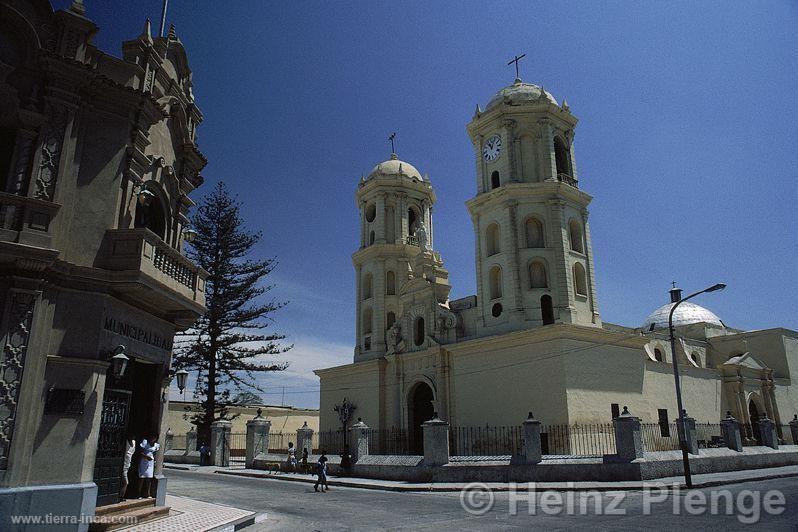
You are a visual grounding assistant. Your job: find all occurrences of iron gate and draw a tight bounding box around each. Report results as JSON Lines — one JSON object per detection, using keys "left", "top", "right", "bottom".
{"left": 92, "top": 389, "right": 131, "bottom": 506}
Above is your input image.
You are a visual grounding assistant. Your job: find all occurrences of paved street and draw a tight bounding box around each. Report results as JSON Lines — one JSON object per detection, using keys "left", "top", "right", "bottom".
{"left": 165, "top": 469, "right": 798, "bottom": 530}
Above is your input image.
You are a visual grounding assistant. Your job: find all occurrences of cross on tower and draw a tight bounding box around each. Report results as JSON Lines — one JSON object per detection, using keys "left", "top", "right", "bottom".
{"left": 388, "top": 132, "right": 397, "bottom": 155}
{"left": 671, "top": 281, "right": 677, "bottom": 289}
{"left": 507, "top": 53, "right": 526, "bottom": 81}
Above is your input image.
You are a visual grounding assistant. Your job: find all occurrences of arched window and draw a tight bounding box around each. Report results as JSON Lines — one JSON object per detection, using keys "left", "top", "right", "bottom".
{"left": 490, "top": 171, "right": 500, "bottom": 190}
{"left": 568, "top": 219, "right": 584, "bottom": 253}
{"left": 654, "top": 348, "right": 664, "bottom": 362}
{"left": 386, "top": 311, "right": 396, "bottom": 330}
{"left": 134, "top": 193, "right": 167, "bottom": 241}
{"left": 529, "top": 261, "right": 548, "bottom": 289}
{"left": 363, "top": 272, "right": 373, "bottom": 299}
{"left": 486, "top": 223, "right": 500, "bottom": 256}
{"left": 540, "top": 295, "right": 554, "bottom": 325}
{"left": 365, "top": 203, "right": 376, "bottom": 223}
{"left": 491, "top": 303, "right": 503, "bottom": 317}
{"left": 554, "top": 136, "right": 571, "bottom": 176}
{"left": 525, "top": 217, "right": 544, "bottom": 248}
{"left": 573, "top": 262, "right": 587, "bottom": 296}
{"left": 690, "top": 352, "right": 700, "bottom": 366}
{"left": 363, "top": 307, "right": 373, "bottom": 334}
{"left": 386, "top": 271, "right": 396, "bottom": 295}
{"left": 489, "top": 265, "right": 503, "bottom": 300}
{"left": 414, "top": 317, "right": 425, "bottom": 346}
{"left": 408, "top": 207, "right": 418, "bottom": 235}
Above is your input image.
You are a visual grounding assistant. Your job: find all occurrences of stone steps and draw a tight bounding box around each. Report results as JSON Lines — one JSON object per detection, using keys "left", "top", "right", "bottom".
{"left": 90, "top": 498, "right": 170, "bottom": 531}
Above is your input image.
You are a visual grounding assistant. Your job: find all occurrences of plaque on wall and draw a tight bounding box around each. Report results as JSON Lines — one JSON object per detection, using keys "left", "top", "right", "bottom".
{"left": 44, "top": 388, "right": 85, "bottom": 416}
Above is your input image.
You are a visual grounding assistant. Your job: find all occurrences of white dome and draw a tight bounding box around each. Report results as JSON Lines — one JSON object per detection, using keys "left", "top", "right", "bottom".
{"left": 486, "top": 79, "right": 558, "bottom": 110}
{"left": 366, "top": 154, "right": 423, "bottom": 181}
{"left": 642, "top": 301, "right": 724, "bottom": 330}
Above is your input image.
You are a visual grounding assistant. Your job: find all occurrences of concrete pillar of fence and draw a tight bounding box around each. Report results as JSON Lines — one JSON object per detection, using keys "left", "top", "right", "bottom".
{"left": 758, "top": 415, "right": 778, "bottom": 449}
{"left": 422, "top": 413, "right": 450, "bottom": 466}
{"left": 210, "top": 420, "right": 232, "bottom": 466}
{"left": 789, "top": 415, "right": 798, "bottom": 445}
{"left": 164, "top": 427, "right": 174, "bottom": 452}
{"left": 349, "top": 418, "right": 369, "bottom": 463}
{"left": 186, "top": 427, "right": 197, "bottom": 454}
{"left": 613, "top": 406, "right": 643, "bottom": 462}
{"left": 720, "top": 411, "right": 743, "bottom": 452}
{"left": 521, "top": 412, "right": 542, "bottom": 464}
{"left": 246, "top": 417, "right": 271, "bottom": 468}
{"left": 676, "top": 411, "right": 699, "bottom": 455}
{"left": 297, "top": 421, "right": 314, "bottom": 456}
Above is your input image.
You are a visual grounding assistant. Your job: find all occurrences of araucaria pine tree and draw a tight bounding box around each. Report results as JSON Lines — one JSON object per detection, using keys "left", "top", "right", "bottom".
{"left": 174, "top": 182, "right": 291, "bottom": 443}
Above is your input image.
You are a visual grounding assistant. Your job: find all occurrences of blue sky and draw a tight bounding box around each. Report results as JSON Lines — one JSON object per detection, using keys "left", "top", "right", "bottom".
{"left": 58, "top": 1, "right": 798, "bottom": 408}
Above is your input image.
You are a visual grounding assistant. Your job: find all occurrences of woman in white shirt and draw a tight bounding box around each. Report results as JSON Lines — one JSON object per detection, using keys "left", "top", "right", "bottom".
{"left": 137, "top": 433, "right": 160, "bottom": 498}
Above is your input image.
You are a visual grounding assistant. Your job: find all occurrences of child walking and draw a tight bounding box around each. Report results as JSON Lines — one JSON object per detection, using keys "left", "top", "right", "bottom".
{"left": 314, "top": 451, "right": 329, "bottom": 492}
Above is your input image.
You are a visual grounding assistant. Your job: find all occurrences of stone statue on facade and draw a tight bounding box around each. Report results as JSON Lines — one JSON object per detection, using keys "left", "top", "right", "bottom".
{"left": 414, "top": 221, "right": 430, "bottom": 252}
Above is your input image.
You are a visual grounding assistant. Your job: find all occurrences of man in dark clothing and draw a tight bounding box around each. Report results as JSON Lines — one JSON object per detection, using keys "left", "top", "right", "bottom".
{"left": 314, "top": 451, "right": 329, "bottom": 492}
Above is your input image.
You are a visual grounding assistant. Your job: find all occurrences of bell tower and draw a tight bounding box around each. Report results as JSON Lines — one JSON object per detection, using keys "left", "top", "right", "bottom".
{"left": 466, "top": 76, "right": 601, "bottom": 335}
{"left": 353, "top": 153, "right": 436, "bottom": 361}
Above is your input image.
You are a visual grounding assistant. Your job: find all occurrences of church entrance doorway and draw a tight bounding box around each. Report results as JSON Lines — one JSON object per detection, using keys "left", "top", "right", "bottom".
{"left": 408, "top": 382, "right": 435, "bottom": 455}
{"left": 748, "top": 399, "right": 762, "bottom": 444}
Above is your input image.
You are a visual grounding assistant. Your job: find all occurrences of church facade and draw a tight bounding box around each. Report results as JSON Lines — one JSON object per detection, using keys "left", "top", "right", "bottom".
{"left": 316, "top": 76, "right": 798, "bottom": 450}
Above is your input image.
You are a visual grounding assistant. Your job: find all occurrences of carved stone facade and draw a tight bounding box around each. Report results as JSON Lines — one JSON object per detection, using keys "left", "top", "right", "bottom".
{"left": 0, "top": 1, "right": 208, "bottom": 528}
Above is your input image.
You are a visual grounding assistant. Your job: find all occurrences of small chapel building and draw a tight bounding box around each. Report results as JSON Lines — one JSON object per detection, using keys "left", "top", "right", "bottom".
{"left": 315, "top": 76, "right": 798, "bottom": 450}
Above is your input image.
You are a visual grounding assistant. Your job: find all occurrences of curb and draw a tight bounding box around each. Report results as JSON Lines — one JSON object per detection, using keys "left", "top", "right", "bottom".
{"left": 211, "top": 468, "right": 798, "bottom": 493}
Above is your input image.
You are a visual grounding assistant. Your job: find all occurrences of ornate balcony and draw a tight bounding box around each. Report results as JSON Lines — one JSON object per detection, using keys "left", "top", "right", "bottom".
{"left": 98, "top": 228, "right": 207, "bottom": 322}
{"left": 557, "top": 172, "right": 578, "bottom": 188}
{"left": 0, "top": 191, "right": 61, "bottom": 249}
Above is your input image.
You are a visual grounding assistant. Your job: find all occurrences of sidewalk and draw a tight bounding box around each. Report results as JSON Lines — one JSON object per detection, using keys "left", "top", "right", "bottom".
{"left": 165, "top": 463, "right": 798, "bottom": 492}
{"left": 116, "top": 494, "right": 257, "bottom": 531}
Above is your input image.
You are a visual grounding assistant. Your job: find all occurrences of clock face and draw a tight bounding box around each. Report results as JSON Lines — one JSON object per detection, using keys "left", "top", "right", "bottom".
{"left": 482, "top": 135, "right": 502, "bottom": 162}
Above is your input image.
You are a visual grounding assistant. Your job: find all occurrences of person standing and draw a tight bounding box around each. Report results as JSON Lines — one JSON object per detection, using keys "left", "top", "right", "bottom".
{"left": 300, "top": 448, "right": 309, "bottom": 474}
{"left": 119, "top": 434, "right": 136, "bottom": 500}
{"left": 314, "top": 451, "right": 329, "bottom": 492}
{"left": 137, "top": 433, "right": 160, "bottom": 498}
{"left": 287, "top": 442, "right": 297, "bottom": 473}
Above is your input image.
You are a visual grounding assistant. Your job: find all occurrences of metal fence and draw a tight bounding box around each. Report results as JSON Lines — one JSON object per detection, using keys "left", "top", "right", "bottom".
{"left": 229, "top": 432, "right": 246, "bottom": 462}
{"left": 367, "top": 427, "right": 412, "bottom": 455}
{"left": 641, "top": 423, "right": 680, "bottom": 451}
{"left": 268, "top": 432, "right": 288, "bottom": 453}
{"left": 449, "top": 426, "right": 522, "bottom": 456}
{"left": 317, "top": 429, "right": 348, "bottom": 454}
{"left": 541, "top": 424, "right": 616, "bottom": 456}
{"left": 696, "top": 423, "right": 724, "bottom": 448}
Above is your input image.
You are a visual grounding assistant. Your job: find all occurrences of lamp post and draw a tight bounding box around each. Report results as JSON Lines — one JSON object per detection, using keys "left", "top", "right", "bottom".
{"left": 110, "top": 345, "right": 129, "bottom": 380}
{"left": 175, "top": 369, "right": 188, "bottom": 401}
{"left": 668, "top": 282, "right": 726, "bottom": 488}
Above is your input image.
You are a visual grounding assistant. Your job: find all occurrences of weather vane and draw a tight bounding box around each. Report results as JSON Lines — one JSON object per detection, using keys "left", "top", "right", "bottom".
{"left": 389, "top": 132, "right": 397, "bottom": 155}
{"left": 507, "top": 53, "right": 526, "bottom": 80}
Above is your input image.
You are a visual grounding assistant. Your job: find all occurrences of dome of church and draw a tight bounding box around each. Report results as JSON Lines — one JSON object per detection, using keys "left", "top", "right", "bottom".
{"left": 642, "top": 301, "right": 724, "bottom": 330}
{"left": 486, "top": 79, "right": 558, "bottom": 110}
{"left": 367, "top": 153, "right": 423, "bottom": 181}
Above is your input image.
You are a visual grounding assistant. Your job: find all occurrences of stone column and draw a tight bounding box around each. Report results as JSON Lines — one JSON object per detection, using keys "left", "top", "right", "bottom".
{"left": 246, "top": 415, "right": 271, "bottom": 469}
{"left": 521, "top": 412, "right": 542, "bottom": 464}
{"left": 788, "top": 415, "right": 798, "bottom": 445}
{"left": 297, "top": 421, "right": 314, "bottom": 456}
{"left": 164, "top": 428, "right": 174, "bottom": 452}
{"left": 210, "top": 420, "right": 232, "bottom": 466}
{"left": 613, "top": 406, "right": 643, "bottom": 462}
{"left": 349, "top": 418, "right": 369, "bottom": 463}
{"left": 186, "top": 427, "right": 198, "bottom": 453}
{"left": 720, "top": 411, "right": 743, "bottom": 452}
{"left": 758, "top": 416, "right": 778, "bottom": 449}
{"left": 676, "top": 411, "right": 699, "bottom": 455}
{"left": 422, "top": 413, "right": 449, "bottom": 466}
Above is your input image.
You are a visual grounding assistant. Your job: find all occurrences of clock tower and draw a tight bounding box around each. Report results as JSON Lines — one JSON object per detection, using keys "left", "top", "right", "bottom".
{"left": 466, "top": 77, "right": 601, "bottom": 334}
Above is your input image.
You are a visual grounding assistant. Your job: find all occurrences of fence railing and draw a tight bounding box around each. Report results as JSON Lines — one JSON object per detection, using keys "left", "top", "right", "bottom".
{"left": 268, "top": 432, "right": 288, "bottom": 453}
{"left": 696, "top": 423, "right": 724, "bottom": 449}
{"left": 449, "top": 426, "right": 522, "bottom": 456}
{"left": 229, "top": 432, "right": 246, "bottom": 460}
{"left": 541, "top": 424, "right": 616, "bottom": 456}
{"left": 317, "top": 430, "right": 348, "bottom": 454}
{"left": 640, "top": 423, "right": 680, "bottom": 451}
{"left": 367, "top": 427, "right": 412, "bottom": 455}
{"left": 171, "top": 434, "right": 187, "bottom": 450}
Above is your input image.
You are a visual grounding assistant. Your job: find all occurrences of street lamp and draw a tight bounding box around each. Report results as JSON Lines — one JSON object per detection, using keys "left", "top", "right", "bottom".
{"left": 182, "top": 227, "right": 198, "bottom": 243}
{"left": 133, "top": 182, "right": 156, "bottom": 206}
{"left": 110, "top": 345, "right": 130, "bottom": 379}
{"left": 175, "top": 369, "right": 189, "bottom": 401}
{"left": 668, "top": 282, "right": 726, "bottom": 488}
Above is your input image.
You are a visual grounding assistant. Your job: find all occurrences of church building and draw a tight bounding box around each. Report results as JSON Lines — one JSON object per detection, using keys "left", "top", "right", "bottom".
{"left": 316, "top": 74, "right": 798, "bottom": 452}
